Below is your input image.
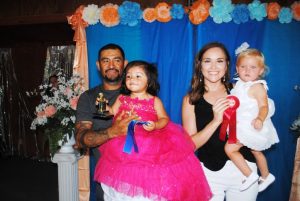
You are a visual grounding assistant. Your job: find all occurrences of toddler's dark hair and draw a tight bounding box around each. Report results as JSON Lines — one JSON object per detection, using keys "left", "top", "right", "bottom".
{"left": 121, "top": 60, "right": 160, "bottom": 96}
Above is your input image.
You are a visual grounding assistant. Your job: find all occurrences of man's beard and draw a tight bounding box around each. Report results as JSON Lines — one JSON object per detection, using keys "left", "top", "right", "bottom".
{"left": 102, "top": 69, "right": 122, "bottom": 84}
{"left": 103, "top": 75, "right": 122, "bottom": 84}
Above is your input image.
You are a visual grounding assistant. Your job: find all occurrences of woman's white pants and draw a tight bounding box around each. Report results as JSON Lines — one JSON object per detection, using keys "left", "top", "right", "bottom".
{"left": 202, "top": 160, "right": 258, "bottom": 201}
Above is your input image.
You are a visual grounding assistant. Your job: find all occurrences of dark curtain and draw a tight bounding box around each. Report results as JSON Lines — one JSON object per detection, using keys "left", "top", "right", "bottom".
{"left": 0, "top": 45, "right": 75, "bottom": 159}
{"left": 0, "top": 49, "right": 34, "bottom": 157}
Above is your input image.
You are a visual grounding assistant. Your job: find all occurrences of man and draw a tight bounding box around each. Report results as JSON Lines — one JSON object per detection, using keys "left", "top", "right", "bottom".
{"left": 45, "top": 74, "right": 58, "bottom": 97}
{"left": 75, "top": 43, "right": 137, "bottom": 201}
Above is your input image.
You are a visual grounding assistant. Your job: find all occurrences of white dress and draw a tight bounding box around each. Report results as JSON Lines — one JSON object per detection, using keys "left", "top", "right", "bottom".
{"left": 230, "top": 79, "right": 279, "bottom": 151}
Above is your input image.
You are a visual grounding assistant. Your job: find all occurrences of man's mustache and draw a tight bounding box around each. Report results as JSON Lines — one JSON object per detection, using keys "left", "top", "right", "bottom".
{"left": 105, "top": 68, "right": 120, "bottom": 73}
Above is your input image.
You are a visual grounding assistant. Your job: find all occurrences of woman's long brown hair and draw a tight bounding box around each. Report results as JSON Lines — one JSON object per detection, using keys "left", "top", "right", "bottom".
{"left": 189, "top": 42, "right": 232, "bottom": 104}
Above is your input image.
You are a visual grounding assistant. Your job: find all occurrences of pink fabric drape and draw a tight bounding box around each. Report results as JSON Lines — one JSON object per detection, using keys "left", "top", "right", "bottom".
{"left": 67, "top": 5, "right": 90, "bottom": 201}
{"left": 68, "top": 5, "right": 89, "bottom": 90}
{"left": 289, "top": 137, "right": 300, "bottom": 201}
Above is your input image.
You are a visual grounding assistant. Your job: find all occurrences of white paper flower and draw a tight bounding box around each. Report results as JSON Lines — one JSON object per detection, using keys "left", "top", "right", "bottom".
{"left": 82, "top": 4, "right": 100, "bottom": 25}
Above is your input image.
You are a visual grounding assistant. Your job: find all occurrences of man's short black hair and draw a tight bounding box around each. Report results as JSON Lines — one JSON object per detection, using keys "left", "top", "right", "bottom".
{"left": 98, "top": 43, "right": 125, "bottom": 61}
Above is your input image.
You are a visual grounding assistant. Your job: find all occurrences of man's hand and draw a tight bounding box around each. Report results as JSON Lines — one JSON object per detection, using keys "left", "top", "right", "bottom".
{"left": 74, "top": 110, "right": 139, "bottom": 155}
{"left": 107, "top": 110, "right": 140, "bottom": 138}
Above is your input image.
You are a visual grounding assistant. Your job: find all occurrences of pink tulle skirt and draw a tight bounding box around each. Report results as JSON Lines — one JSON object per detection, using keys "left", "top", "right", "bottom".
{"left": 95, "top": 122, "right": 212, "bottom": 201}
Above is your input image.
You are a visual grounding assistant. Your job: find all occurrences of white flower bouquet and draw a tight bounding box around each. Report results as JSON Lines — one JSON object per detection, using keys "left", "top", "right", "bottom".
{"left": 29, "top": 72, "right": 84, "bottom": 155}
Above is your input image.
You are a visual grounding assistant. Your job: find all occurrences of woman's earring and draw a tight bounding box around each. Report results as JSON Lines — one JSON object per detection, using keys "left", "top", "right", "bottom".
{"left": 222, "top": 76, "right": 226, "bottom": 82}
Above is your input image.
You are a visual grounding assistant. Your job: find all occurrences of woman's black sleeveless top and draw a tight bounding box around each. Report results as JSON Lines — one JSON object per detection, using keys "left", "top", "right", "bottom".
{"left": 194, "top": 97, "right": 255, "bottom": 171}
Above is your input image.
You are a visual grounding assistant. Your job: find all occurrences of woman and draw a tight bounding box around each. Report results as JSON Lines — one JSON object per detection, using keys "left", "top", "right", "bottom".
{"left": 182, "top": 42, "right": 258, "bottom": 201}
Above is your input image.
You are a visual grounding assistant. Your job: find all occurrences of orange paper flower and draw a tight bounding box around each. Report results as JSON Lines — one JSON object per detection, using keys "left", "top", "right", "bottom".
{"left": 99, "top": 3, "right": 120, "bottom": 27}
{"left": 143, "top": 8, "right": 157, "bottom": 23}
{"left": 189, "top": 0, "right": 210, "bottom": 25}
{"left": 292, "top": 1, "right": 300, "bottom": 21}
{"left": 267, "top": 2, "right": 281, "bottom": 20}
{"left": 155, "top": 2, "right": 172, "bottom": 22}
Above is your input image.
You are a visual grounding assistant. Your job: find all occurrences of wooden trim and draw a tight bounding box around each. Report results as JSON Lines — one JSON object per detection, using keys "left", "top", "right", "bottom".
{"left": 0, "top": 13, "right": 72, "bottom": 26}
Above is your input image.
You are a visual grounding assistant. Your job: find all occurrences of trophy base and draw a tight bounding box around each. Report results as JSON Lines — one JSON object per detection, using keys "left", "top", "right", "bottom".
{"left": 93, "top": 111, "right": 114, "bottom": 120}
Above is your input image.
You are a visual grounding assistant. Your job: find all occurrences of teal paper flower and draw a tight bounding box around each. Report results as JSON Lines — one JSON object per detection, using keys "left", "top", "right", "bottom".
{"left": 118, "top": 1, "right": 142, "bottom": 26}
{"left": 248, "top": 0, "right": 267, "bottom": 21}
{"left": 279, "top": 7, "right": 293, "bottom": 23}
{"left": 209, "top": 0, "right": 234, "bottom": 24}
{"left": 170, "top": 4, "right": 184, "bottom": 19}
{"left": 231, "top": 4, "right": 250, "bottom": 24}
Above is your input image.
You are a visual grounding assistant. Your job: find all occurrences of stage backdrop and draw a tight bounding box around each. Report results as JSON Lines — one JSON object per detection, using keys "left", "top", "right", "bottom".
{"left": 85, "top": 15, "right": 300, "bottom": 201}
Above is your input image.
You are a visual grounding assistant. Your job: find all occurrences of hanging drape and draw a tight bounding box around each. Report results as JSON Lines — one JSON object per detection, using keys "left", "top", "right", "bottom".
{"left": 84, "top": 17, "right": 300, "bottom": 201}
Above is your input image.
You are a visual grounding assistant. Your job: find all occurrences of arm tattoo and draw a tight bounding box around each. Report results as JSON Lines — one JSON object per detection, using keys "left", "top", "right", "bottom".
{"left": 76, "top": 122, "right": 111, "bottom": 148}
{"left": 76, "top": 122, "right": 91, "bottom": 145}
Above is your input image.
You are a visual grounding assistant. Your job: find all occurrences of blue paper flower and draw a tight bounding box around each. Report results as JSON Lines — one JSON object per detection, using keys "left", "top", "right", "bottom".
{"left": 248, "top": 0, "right": 267, "bottom": 21}
{"left": 118, "top": 1, "right": 142, "bottom": 26}
{"left": 231, "top": 4, "right": 250, "bottom": 24}
{"left": 279, "top": 7, "right": 293, "bottom": 23}
{"left": 210, "top": 0, "right": 234, "bottom": 24}
{"left": 170, "top": 4, "right": 184, "bottom": 19}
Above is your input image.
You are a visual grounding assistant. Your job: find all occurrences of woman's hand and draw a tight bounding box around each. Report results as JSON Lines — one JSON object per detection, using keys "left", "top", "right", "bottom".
{"left": 212, "top": 97, "right": 229, "bottom": 124}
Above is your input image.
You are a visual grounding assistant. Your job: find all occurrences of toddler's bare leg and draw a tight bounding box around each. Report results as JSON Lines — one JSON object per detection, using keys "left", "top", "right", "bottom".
{"left": 251, "top": 150, "right": 269, "bottom": 178}
{"left": 225, "top": 142, "right": 252, "bottom": 177}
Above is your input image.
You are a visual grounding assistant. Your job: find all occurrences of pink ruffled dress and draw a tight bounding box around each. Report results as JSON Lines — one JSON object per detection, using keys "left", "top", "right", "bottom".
{"left": 95, "top": 95, "right": 211, "bottom": 201}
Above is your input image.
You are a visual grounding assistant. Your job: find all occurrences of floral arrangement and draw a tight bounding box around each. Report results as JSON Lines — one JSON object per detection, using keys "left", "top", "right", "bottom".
{"left": 290, "top": 85, "right": 300, "bottom": 136}
{"left": 29, "top": 73, "right": 84, "bottom": 156}
{"left": 291, "top": 115, "right": 300, "bottom": 135}
{"left": 68, "top": 0, "right": 300, "bottom": 28}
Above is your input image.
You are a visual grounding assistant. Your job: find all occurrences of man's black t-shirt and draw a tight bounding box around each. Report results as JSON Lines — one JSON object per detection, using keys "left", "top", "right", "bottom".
{"left": 76, "top": 85, "right": 120, "bottom": 160}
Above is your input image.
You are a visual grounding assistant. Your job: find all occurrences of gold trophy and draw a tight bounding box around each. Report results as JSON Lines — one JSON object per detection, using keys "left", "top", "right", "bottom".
{"left": 93, "top": 93, "right": 113, "bottom": 119}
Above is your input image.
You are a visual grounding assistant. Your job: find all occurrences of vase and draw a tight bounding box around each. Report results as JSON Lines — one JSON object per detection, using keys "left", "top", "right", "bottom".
{"left": 58, "top": 132, "right": 75, "bottom": 153}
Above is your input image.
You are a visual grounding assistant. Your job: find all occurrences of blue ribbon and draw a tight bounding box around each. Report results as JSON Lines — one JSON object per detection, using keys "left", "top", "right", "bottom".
{"left": 123, "top": 120, "right": 148, "bottom": 154}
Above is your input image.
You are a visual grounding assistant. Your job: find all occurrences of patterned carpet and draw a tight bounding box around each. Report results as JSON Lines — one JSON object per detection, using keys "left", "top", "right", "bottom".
{"left": 0, "top": 156, "right": 58, "bottom": 201}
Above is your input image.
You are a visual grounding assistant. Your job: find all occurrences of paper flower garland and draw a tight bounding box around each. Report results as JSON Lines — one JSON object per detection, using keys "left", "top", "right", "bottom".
{"left": 292, "top": 2, "right": 300, "bottom": 21}
{"left": 248, "top": 0, "right": 267, "bottom": 21}
{"left": 188, "top": 0, "right": 210, "bottom": 25}
{"left": 118, "top": 1, "right": 142, "bottom": 26}
{"left": 170, "top": 4, "right": 184, "bottom": 19}
{"left": 155, "top": 2, "right": 172, "bottom": 22}
{"left": 267, "top": 2, "right": 281, "bottom": 20}
{"left": 70, "top": 0, "right": 300, "bottom": 28}
{"left": 279, "top": 7, "right": 293, "bottom": 24}
{"left": 82, "top": 4, "right": 100, "bottom": 25}
{"left": 99, "top": 3, "right": 120, "bottom": 27}
{"left": 143, "top": 8, "right": 157, "bottom": 23}
{"left": 209, "top": 0, "right": 234, "bottom": 24}
{"left": 231, "top": 4, "right": 250, "bottom": 24}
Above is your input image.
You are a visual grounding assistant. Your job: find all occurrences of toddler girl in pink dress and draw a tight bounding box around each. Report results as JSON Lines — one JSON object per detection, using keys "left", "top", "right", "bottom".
{"left": 95, "top": 60, "right": 211, "bottom": 201}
